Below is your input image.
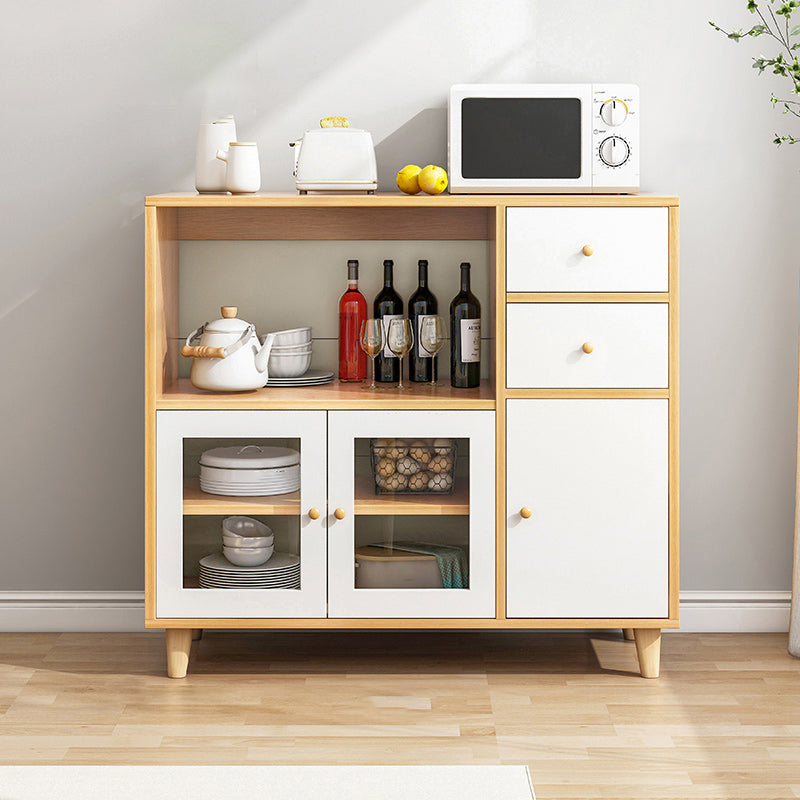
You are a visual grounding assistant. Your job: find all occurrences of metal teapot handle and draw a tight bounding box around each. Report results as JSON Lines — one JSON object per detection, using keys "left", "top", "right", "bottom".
{"left": 180, "top": 324, "right": 252, "bottom": 360}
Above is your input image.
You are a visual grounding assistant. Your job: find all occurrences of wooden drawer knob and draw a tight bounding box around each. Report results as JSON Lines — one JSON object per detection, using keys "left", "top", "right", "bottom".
{"left": 334, "top": 508, "right": 346, "bottom": 520}
{"left": 582, "top": 245, "right": 594, "bottom": 257}
{"left": 520, "top": 507, "right": 533, "bottom": 519}
{"left": 308, "top": 508, "right": 320, "bottom": 520}
{"left": 582, "top": 342, "right": 594, "bottom": 354}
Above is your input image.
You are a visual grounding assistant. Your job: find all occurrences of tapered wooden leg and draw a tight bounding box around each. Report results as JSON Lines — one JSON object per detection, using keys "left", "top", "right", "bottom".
{"left": 633, "top": 628, "right": 661, "bottom": 678}
{"left": 191, "top": 628, "right": 203, "bottom": 641}
{"left": 622, "top": 628, "right": 635, "bottom": 641}
{"left": 165, "top": 629, "right": 193, "bottom": 679}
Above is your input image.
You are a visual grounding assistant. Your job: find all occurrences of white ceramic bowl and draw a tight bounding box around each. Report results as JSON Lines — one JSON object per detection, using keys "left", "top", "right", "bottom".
{"left": 222, "top": 533, "right": 274, "bottom": 548}
{"left": 271, "top": 341, "right": 313, "bottom": 352}
{"left": 268, "top": 350, "right": 312, "bottom": 378}
{"left": 222, "top": 545, "right": 274, "bottom": 567}
{"left": 271, "top": 327, "right": 312, "bottom": 346}
{"left": 222, "top": 516, "right": 274, "bottom": 538}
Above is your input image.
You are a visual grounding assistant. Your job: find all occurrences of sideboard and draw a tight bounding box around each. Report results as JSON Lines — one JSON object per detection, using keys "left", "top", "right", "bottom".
{"left": 144, "top": 192, "right": 679, "bottom": 678}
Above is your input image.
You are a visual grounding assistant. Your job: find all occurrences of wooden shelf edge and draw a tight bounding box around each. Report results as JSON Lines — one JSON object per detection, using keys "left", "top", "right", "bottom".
{"left": 353, "top": 476, "right": 470, "bottom": 515}
{"left": 158, "top": 378, "right": 495, "bottom": 411}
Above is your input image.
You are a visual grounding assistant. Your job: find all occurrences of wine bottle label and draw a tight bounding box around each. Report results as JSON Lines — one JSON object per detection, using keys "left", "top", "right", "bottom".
{"left": 460, "top": 319, "right": 481, "bottom": 363}
{"left": 417, "top": 314, "right": 435, "bottom": 358}
{"left": 381, "top": 314, "right": 402, "bottom": 357}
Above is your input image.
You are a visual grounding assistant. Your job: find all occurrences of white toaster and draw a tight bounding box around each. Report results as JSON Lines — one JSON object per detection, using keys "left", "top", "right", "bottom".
{"left": 289, "top": 127, "right": 378, "bottom": 193}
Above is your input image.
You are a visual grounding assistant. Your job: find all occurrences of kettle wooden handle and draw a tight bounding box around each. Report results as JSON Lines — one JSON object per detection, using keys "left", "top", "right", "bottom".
{"left": 181, "top": 345, "right": 226, "bottom": 359}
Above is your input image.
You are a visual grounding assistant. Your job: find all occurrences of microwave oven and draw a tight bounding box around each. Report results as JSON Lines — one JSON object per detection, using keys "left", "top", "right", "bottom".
{"left": 448, "top": 83, "right": 639, "bottom": 194}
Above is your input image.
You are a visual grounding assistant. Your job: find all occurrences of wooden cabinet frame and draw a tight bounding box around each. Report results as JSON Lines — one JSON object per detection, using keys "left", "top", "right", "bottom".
{"left": 145, "top": 193, "right": 679, "bottom": 679}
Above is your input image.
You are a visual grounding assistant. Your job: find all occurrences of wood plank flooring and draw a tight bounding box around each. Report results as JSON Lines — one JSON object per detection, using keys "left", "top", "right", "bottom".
{"left": 0, "top": 631, "right": 798, "bottom": 798}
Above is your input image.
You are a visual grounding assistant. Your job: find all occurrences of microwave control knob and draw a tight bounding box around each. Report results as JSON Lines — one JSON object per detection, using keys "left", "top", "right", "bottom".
{"left": 600, "top": 98, "right": 628, "bottom": 126}
{"left": 599, "top": 136, "right": 630, "bottom": 167}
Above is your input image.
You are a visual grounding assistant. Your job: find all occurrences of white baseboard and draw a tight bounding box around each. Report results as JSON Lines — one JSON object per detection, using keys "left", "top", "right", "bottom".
{"left": 0, "top": 591, "right": 792, "bottom": 633}
{"left": 0, "top": 592, "right": 146, "bottom": 632}
{"left": 675, "top": 591, "right": 791, "bottom": 633}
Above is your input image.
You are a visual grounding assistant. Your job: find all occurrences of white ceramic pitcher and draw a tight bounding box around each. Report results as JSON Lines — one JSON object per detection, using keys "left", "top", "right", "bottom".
{"left": 195, "top": 118, "right": 237, "bottom": 193}
{"left": 216, "top": 142, "right": 261, "bottom": 194}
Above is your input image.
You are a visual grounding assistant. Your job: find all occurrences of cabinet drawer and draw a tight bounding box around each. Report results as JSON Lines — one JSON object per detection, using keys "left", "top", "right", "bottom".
{"left": 506, "top": 303, "right": 668, "bottom": 389}
{"left": 506, "top": 207, "right": 668, "bottom": 292}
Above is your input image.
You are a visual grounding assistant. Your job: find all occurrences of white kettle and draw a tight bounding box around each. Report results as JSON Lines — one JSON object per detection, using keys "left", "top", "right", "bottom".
{"left": 181, "top": 307, "right": 274, "bottom": 392}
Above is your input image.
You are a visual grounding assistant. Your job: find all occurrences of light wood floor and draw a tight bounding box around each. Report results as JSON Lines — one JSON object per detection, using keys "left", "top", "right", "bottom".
{"left": 0, "top": 631, "right": 798, "bottom": 798}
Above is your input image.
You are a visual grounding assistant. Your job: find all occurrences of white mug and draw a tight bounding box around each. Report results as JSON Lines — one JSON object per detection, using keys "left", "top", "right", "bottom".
{"left": 216, "top": 142, "right": 261, "bottom": 194}
{"left": 195, "top": 118, "right": 237, "bottom": 192}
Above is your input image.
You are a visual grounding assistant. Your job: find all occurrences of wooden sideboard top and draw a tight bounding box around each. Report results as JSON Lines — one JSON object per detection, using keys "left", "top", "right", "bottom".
{"left": 145, "top": 192, "right": 679, "bottom": 208}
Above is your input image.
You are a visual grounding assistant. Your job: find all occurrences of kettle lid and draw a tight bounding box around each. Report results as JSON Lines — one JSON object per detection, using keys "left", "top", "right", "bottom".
{"left": 205, "top": 306, "right": 251, "bottom": 334}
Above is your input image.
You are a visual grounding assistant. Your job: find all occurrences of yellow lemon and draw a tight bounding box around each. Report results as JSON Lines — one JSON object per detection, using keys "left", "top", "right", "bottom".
{"left": 418, "top": 165, "right": 448, "bottom": 195}
{"left": 396, "top": 164, "right": 422, "bottom": 194}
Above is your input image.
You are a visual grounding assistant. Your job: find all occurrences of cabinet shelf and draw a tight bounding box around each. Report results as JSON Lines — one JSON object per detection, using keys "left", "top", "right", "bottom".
{"left": 353, "top": 476, "right": 470, "bottom": 515}
{"left": 182, "top": 478, "right": 301, "bottom": 516}
{"left": 159, "top": 378, "right": 494, "bottom": 411}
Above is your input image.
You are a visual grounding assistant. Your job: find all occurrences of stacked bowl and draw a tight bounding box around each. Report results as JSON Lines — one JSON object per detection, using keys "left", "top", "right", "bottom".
{"left": 222, "top": 515, "right": 274, "bottom": 566}
{"left": 265, "top": 327, "right": 312, "bottom": 378}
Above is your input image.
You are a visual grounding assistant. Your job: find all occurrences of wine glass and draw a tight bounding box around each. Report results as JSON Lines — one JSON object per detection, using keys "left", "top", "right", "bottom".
{"left": 359, "top": 319, "right": 384, "bottom": 391}
{"left": 387, "top": 318, "right": 413, "bottom": 391}
{"left": 419, "top": 315, "right": 447, "bottom": 387}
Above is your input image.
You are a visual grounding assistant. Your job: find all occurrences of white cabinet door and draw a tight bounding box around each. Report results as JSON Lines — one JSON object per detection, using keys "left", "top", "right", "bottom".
{"left": 506, "top": 207, "right": 668, "bottom": 292}
{"left": 506, "top": 303, "right": 668, "bottom": 388}
{"left": 156, "top": 410, "right": 327, "bottom": 619}
{"left": 506, "top": 400, "right": 668, "bottom": 618}
{"left": 328, "top": 410, "right": 496, "bottom": 619}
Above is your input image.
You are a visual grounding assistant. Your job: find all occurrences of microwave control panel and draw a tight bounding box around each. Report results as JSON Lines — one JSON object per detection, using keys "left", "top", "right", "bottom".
{"left": 591, "top": 84, "right": 639, "bottom": 192}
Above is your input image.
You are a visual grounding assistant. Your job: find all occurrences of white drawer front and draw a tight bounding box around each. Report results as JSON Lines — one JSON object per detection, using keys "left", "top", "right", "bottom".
{"left": 507, "top": 303, "right": 668, "bottom": 389}
{"left": 506, "top": 207, "right": 668, "bottom": 292}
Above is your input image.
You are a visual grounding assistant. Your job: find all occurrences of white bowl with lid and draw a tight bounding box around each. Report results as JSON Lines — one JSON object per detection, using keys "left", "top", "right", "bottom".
{"left": 200, "top": 445, "right": 300, "bottom": 470}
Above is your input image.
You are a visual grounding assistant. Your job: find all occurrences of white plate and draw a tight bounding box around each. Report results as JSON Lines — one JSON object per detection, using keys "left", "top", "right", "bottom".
{"left": 200, "top": 552, "right": 300, "bottom": 572}
{"left": 198, "top": 575, "right": 300, "bottom": 584}
{"left": 199, "top": 570, "right": 301, "bottom": 582}
{"left": 199, "top": 475, "right": 299, "bottom": 486}
{"left": 266, "top": 370, "right": 334, "bottom": 385}
{"left": 199, "top": 485, "right": 300, "bottom": 497}
{"left": 199, "top": 480, "right": 300, "bottom": 490}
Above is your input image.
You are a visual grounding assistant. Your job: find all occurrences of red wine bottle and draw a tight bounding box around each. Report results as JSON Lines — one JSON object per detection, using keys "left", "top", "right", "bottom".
{"left": 338, "top": 259, "right": 367, "bottom": 382}
{"left": 450, "top": 262, "right": 481, "bottom": 388}
{"left": 409, "top": 260, "right": 438, "bottom": 382}
{"left": 373, "top": 259, "right": 403, "bottom": 383}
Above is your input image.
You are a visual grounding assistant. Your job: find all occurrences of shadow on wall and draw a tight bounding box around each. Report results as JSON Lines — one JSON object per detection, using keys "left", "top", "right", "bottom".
{"left": 375, "top": 108, "right": 448, "bottom": 191}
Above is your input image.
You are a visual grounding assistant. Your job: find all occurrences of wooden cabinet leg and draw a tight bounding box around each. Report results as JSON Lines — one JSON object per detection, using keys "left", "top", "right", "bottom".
{"left": 191, "top": 628, "right": 203, "bottom": 641}
{"left": 633, "top": 628, "right": 661, "bottom": 678}
{"left": 165, "top": 629, "right": 193, "bottom": 678}
{"left": 622, "top": 628, "right": 635, "bottom": 641}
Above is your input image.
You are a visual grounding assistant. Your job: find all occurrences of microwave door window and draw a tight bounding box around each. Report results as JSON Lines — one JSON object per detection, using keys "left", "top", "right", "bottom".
{"left": 461, "top": 97, "right": 582, "bottom": 179}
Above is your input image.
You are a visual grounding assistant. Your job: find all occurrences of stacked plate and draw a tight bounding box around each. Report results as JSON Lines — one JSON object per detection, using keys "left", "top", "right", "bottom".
{"left": 199, "top": 552, "right": 301, "bottom": 589}
{"left": 199, "top": 445, "right": 300, "bottom": 496}
{"left": 266, "top": 368, "right": 335, "bottom": 388}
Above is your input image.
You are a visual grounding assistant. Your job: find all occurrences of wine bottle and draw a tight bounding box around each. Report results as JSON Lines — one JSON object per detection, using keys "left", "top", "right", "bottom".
{"left": 450, "top": 262, "right": 481, "bottom": 388}
{"left": 373, "top": 259, "right": 403, "bottom": 383}
{"left": 408, "top": 260, "right": 438, "bottom": 383}
{"left": 338, "top": 259, "right": 367, "bottom": 382}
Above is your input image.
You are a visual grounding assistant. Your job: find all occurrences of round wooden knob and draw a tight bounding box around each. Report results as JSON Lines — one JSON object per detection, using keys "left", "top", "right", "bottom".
{"left": 308, "top": 508, "right": 320, "bottom": 520}
{"left": 582, "top": 245, "right": 594, "bottom": 257}
{"left": 520, "top": 507, "right": 533, "bottom": 519}
{"left": 220, "top": 306, "right": 238, "bottom": 318}
{"left": 334, "top": 508, "right": 346, "bottom": 520}
{"left": 582, "top": 342, "right": 594, "bottom": 354}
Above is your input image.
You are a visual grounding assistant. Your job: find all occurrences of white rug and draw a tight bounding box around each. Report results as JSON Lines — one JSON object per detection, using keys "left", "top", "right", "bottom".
{"left": 0, "top": 766, "right": 534, "bottom": 799}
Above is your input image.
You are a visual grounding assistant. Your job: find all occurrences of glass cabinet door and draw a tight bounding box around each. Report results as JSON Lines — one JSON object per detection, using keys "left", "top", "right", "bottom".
{"left": 327, "top": 410, "right": 495, "bottom": 619}
{"left": 155, "top": 410, "right": 327, "bottom": 619}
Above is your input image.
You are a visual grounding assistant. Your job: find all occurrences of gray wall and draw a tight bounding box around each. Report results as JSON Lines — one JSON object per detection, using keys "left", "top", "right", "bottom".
{"left": 1, "top": 0, "right": 797, "bottom": 593}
